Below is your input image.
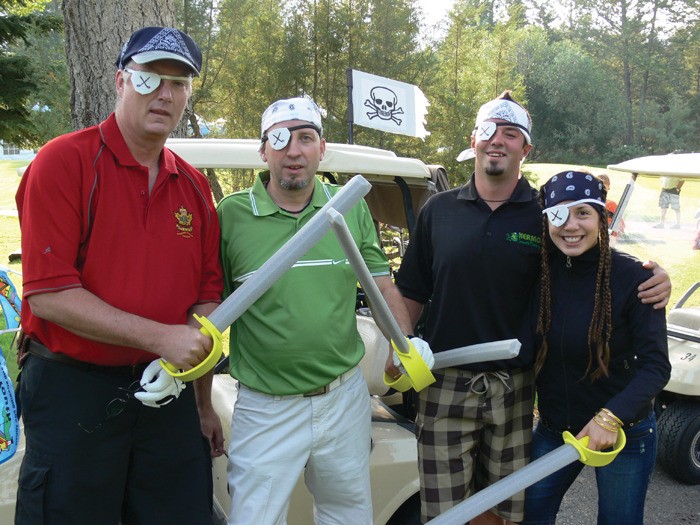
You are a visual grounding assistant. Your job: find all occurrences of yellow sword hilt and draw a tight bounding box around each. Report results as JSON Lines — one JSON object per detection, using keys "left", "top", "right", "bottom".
{"left": 383, "top": 337, "right": 436, "bottom": 392}
{"left": 563, "top": 428, "right": 627, "bottom": 467}
{"left": 160, "top": 314, "right": 223, "bottom": 382}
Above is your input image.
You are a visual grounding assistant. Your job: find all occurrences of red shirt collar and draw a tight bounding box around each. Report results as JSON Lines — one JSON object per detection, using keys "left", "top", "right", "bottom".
{"left": 98, "top": 113, "right": 179, "bottom": 175}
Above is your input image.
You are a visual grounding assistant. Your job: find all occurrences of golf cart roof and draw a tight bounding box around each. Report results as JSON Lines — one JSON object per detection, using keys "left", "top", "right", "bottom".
{"left": 166, "top": 138, "right": 432, "bottom": 181}
{"left": 607, "top": 153, "right": 700, "bottom": 179}
{"left": 166, "top": 138, "right": 447, "bottom": 231}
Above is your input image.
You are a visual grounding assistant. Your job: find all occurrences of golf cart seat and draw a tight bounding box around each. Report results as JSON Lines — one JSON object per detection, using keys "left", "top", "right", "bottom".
{"left": 667, "top": 308, "right": 700, "bottom": 332}
{"left": 356, "top": 314, "right": 391, "bottom": 396}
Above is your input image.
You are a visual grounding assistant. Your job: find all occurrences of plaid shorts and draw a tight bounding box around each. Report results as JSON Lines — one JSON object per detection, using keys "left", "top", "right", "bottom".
{"left": 416, "top": 367, "right": 535, "bottom": 523}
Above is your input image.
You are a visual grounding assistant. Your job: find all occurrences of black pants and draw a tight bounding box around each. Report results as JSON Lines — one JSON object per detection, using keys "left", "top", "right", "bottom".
{"left": 16, "top": 354, "right": 212, "bottom": 525}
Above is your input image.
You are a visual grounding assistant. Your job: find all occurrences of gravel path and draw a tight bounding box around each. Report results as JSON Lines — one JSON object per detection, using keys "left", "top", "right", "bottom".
{"left": 557, "top": 462, "right": 700, "bottom": 524}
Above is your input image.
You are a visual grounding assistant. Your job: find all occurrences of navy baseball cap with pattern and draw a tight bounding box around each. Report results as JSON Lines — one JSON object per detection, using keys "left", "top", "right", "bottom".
{"left": 116, "top": 27, "right": 202, "bottom": 76}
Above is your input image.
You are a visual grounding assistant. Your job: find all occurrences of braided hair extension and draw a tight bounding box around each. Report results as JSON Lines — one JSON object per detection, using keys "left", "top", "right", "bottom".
{"left": 534, "top": 202, "right": 552, "bottom": 376}
{"left": 535, "top": 186, "right": 613, "bottom": 380}
{"left": 586, "top": 211, "right": 613, "bottom": 380}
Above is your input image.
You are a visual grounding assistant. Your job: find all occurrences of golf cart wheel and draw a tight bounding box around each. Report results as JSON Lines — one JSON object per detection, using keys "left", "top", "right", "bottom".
{"left": 657, "top": 401, "right": 700, "bottom": 485}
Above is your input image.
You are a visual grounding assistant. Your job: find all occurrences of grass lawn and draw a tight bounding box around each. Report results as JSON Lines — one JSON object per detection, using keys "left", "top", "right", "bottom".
{"left": 0, "top": 161, "right": 24, "bottom": 381}
{"left": 0, "top": 161, "right": 23, "bottom": 276}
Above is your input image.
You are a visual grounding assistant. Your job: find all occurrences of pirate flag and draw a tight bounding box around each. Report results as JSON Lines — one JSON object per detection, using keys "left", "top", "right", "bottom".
{"left": 349, "top": 69, "right": 430, "bottom": 139}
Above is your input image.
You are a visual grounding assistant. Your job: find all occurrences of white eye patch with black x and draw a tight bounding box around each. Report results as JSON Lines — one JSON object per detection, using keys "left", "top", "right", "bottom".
{"left": 262, "top": 124, "right": 320, "bottom": 150}
{"left": 475, "top": 121, "right": 498, "bottom": 142}
{"left": 125, "top": 68, "right": 191, "bottom": 95}
{"left": 542, "top": 199, "right": 605, "bottom": 227}
{"left": 474, "top": 121, "right": 532, "bottom": 143}
{"left": 267, "top": 127, "right": 292, "bottom": 150}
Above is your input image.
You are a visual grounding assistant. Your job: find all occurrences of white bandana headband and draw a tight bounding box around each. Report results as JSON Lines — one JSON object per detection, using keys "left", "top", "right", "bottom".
{"left": 457, "top": 97, "right": 532, "bottom": 161}
{"left": 474, "top": 99, "right": 532, "bottom": 144}
{"left": 260, "top": 97, "right": 323, "bottom": 139}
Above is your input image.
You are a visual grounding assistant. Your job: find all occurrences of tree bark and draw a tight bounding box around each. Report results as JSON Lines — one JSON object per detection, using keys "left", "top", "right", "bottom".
{"left": 638, "top": 0, "right": 660, "bottom": 138}
{"left": 62, "top": 0, "right": 176, "bottom": 131}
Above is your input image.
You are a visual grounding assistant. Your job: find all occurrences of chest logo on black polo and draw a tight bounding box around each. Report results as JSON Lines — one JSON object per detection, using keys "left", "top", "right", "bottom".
{"left": 174, "top": 205, "right": 194, "bottom": 238}
{"left": 506, "top": 231, "right": 541, "bottom": 249}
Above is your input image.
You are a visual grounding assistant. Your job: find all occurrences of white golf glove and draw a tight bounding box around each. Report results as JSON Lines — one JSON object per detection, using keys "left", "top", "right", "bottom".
{"left": 393, "top": 336, "right": 435, "bottom": 371}
{"left": 134, "top": 360, "right": 186, "bottom": 408}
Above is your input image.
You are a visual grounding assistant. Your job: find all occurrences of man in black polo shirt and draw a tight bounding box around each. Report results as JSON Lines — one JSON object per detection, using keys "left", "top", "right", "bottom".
{"left": 396, "top": 91, "right": 670, "bottom": 525}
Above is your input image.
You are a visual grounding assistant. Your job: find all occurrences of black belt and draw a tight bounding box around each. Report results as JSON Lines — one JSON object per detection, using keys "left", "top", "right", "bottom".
{"left": 25, "top": 338, "right": 148, "bottom": 377}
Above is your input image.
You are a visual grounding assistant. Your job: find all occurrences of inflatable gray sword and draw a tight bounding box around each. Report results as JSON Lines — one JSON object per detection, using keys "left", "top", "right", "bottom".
{"left": 426, "top": 429, "right": 627, "bottom": 525}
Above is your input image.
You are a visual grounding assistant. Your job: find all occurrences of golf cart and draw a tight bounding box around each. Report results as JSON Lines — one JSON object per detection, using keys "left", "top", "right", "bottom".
{"left": 167, "top": 138, "right": 449, "bottom": 523}
{"left": 607, "top": 152, "right": 700, "bottom": 485}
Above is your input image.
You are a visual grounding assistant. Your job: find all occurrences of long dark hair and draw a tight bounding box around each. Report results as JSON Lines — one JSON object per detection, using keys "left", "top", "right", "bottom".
{"left": 534, "top": 185, "right": 613, "bottom": 381}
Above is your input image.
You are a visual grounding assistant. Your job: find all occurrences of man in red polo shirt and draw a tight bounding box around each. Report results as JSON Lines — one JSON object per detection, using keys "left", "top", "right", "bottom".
{"left": 14, "top": 27, "right": 223, "bottom": 524}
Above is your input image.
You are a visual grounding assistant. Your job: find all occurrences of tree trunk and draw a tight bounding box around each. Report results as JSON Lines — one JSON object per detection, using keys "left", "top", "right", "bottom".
{"left": 638, "top": 0, "right": 660, "bottom": 139}
{"left": 62, "top": 0, "right": 176, "bottom": 131}
{"left": 619, "top": 0, "right": 635, "bottom": 146}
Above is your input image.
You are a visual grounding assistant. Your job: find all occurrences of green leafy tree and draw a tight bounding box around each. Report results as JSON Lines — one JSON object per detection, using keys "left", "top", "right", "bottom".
{"left": 17, "top": 22, "right": 71, "bottom": 146}
{"left": 637, "top": 95, "right": 698, "bottom": 153}
{"left": 198, "top": 0, "right": 289, "bottom": 138}
{"left": 563, "top": 0, "right": 692, "bottom": 149}
{"left": 199, "top": 0, "right": 432, "bottom": 149}
{"left": 660, "top": 16, "right": 700, "bottom": 152}
{"left": 186, "top": 0, "right": 699, "bottom": 171}
{"left": 425, "top": 0, "right": 526, "bottom": 181}
{"left": 514, "top": 29, "right": 627, "bottom": 163}
{"left": 0, "top": 0, "right": 62, "bottom": 146}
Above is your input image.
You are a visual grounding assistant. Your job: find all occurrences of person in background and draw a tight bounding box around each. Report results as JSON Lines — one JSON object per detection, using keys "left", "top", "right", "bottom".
{"left": 14, "top": 27, "right": 224, "bottom": 524}
{"left": 396, "top": 91, "right": 671, "bottom": 525}
{"left": 523, "top": 170, "right": 671, "bottom": 525}
{"left": 596, "top": 173, "right": 625, "bottom": 245}
{"left": 654, "top": 176, "right": 685, "bottom": 229}
{"left": 217, "top": 96, "right": 433, "bottom": 525}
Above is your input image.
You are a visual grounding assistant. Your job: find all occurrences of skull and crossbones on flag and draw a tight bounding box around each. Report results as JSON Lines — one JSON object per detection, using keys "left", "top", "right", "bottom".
{"left": 364, "top": 86, "right": 405, "bottom": 125}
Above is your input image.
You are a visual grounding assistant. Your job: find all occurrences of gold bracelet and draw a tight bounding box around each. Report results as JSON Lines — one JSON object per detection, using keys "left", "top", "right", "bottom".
{"left": 599, "top": 408, "right": 623, "bottom": 426}
{"left": 594, "top": 417, "right": 620, "bottom": 432}
{"left": 596, "top": 414, "right": 620, "bottom": 427}
{"left": 594, "top": 412, "right": 619, "bottom": 426}
{"left": 592, "top": 416, "right": 618, "bottom": 433}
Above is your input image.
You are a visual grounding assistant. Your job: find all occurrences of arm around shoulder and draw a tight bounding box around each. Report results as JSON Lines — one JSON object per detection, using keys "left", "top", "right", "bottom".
{"left": 638, "top": 260, "right": 671, "bottom": 309}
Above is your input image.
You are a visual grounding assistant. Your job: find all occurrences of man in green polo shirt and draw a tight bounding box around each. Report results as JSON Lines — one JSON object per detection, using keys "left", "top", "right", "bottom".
{"left": 217, "top": 96, "right": 433, "bottom": 524}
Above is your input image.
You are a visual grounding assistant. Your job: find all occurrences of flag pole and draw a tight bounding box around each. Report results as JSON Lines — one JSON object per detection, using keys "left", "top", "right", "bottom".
{"left": 346, "top": 68, "right": 354, "bottom": 144}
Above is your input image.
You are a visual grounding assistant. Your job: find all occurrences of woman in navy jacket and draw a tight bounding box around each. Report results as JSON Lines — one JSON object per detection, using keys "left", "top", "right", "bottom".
{"left": 523, "top": 171, "right": 671, "bottom": 525}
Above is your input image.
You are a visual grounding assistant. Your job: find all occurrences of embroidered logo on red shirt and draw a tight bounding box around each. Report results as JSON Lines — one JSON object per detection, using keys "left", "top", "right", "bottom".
{"left": 174, "top": 205, "right": 194, "bottom": 238}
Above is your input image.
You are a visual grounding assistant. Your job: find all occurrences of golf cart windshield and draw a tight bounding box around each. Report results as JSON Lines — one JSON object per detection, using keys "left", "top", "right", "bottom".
{"left": 606, "top": 153, "right": 700, "bottom": 234}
